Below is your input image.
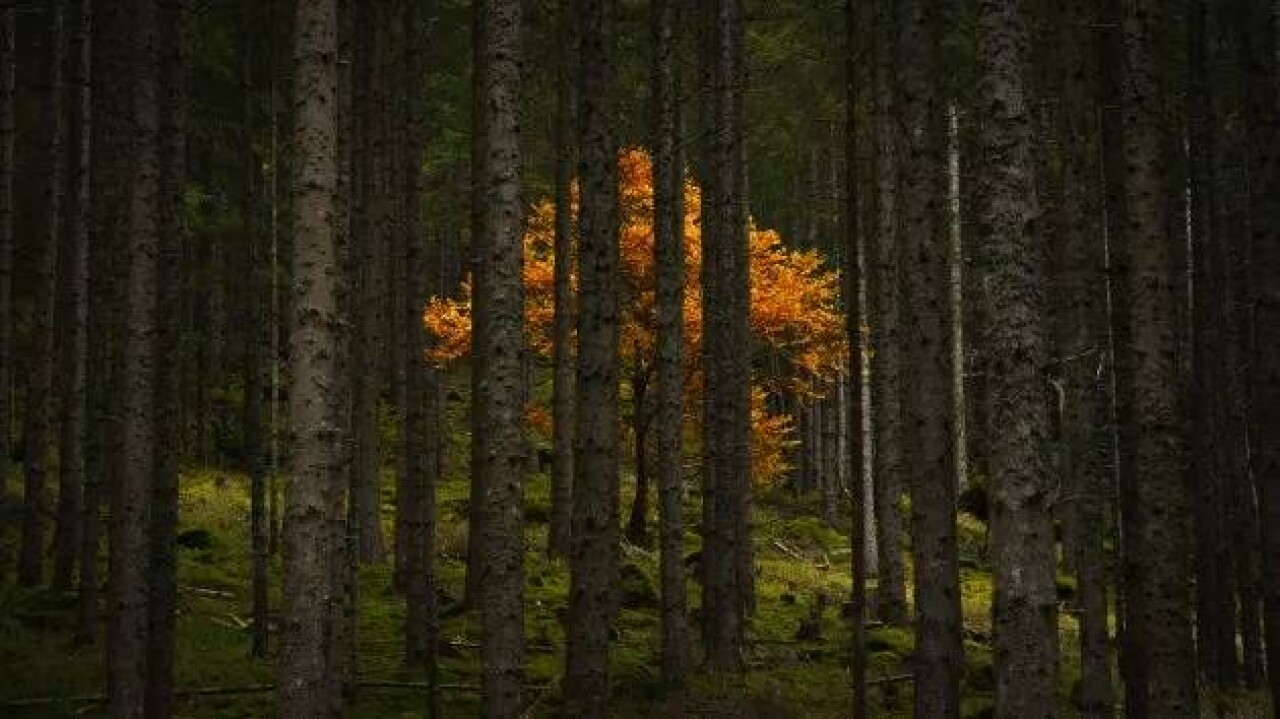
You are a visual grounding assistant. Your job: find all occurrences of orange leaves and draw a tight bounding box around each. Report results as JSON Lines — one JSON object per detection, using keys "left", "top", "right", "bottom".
{"left": 422, "top": 147, "right": 845, "bottom": 484}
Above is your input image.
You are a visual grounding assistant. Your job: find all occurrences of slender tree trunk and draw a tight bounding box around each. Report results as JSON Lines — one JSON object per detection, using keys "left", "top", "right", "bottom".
{"left": 701, "top": 0, "right": 751, "bottom": 672}
{"left": 1238, "top": 0, "right": 1280, "bottom": 708}
{"left": 625, "top": 373, "right": 650, "bottom": 546}
{"left": 1186, "top": 0, "right": 1238, "bottom": 690}
{"left": 400, "top": 0, "right": 431, "bottom": 673}
{"left": 844, "top": 4, "right": 867, "bottom": 717}
{"left": 145, "top": 3, "right": 185, "bottom": 716}
{"left": 20, "top": 0, "right": 67, "bottom": 588}
{"left": 867, "top": 0, "right": 907, "bottom": 627}
{"left": 895, "top": 0, "right": 962, "bottom": 714}
{"left": 972, "top": 2, "right": 1059, "bottom": 714}
{"left": 239, "top": 0, "right": 270, "bottom": 661}
{"left": 1049, "top": 3, "right": 1113, "bottom": 714}
{"left": 652, "top": 0, "right": 686, "bottom": 689}
{"left": 108, "top": 0, "right": 161, "bottom": 711}
{"left": 276, "top": 0, "right": 341, "bottom": 716}
{"left": 464, "top": 0, "right": 489, "bottom": 607}
{"left": 567, "top": 0, "right": 620, "bottom": 713}
{"left": 81, "top": 0, "right": 129, "bottom": 645}
{"left": 0, "top": 0, "right": 13, "bottom": 535}
{"left": 475, "top": 1, "right": 526, "bottom": 716}
{"left": 1114, "top": 2, "right": 1199, "bottom": 715}
{"left": 547, "top": 0, "right": 575, "bottom": 561}
{"left": 51, "top": 0, "right": 91, "bottom": 593}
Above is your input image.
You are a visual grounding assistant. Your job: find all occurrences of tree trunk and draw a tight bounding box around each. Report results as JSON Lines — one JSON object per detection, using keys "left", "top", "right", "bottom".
{"left": 108, "top": 0, "right": 160, "bottom": 711}
{"left": 276, "top": 0, "right": 341, "bottom": 716}
{"left": 1238, "top": 0, "right": 1280, "bottom": 709}
{"left": 238, "top": 0, "right": 270, "bottom": 661}
{"left": 895, "top": 0, "right": 963, "bottom": 714}
{"left": 400, "top": 0, "right": 432, "bottom": 674}
{"left": 867, "top": 0, "right": 907, "bottom": 627}
{"left": 652, "top": 0, "right": 687, "bottom": 689}
{"left": 547, "top": 0, "right": 575, "bottom": 561}
{"left": 82, "top": 0, "right": 130, "bottom": 645}
{"left": 0, "top": 0, "right": 13, "bottom": 535}
{"left": 566, "top": 0, "right": 619, "bottom": 714}
{"left": 51, "top": 0, "right": 91, "bottom": 594}
{"left": 625, "top": 372, "right": 650, "bottom": 547}
{"left": 19, "top": 0, "right": 67, "bottom": 588}
{"left": 1114, "top": 2, "right": 1199, "bottom": 715}
{"left": 1048, "top": 2, "right": 1113, "bottom": 714}
{"left": 700, "top": 0, "right": 751, "bottom": 672}
{"left": 146, "top": 3, "right": 185, "bottom": 716}
{"left": 475, "top": 1, "right": 527, "bottom": 716}
{"left": 844, "top": 3, "right": 867, "bottom": 716}
{"left": 464, "top": 0, "right": 488, "bottom": 608}
{"left": 972, "top": 1, "right": 1059, "bottom": 714}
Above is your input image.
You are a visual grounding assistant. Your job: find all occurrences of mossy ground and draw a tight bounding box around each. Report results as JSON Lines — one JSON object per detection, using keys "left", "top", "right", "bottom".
{"left": 0, "top": 383, "right": 1269, "bottom": 717}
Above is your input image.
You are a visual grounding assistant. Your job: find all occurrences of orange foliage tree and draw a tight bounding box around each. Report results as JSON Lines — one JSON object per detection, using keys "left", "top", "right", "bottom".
{"left": 424, "top": 148, "right": 845, "bottom": 486}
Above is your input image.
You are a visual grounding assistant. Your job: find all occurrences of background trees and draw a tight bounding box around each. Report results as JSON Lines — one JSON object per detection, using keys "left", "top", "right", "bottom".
{"left": 0, "top": 0, "right": 1277, "bottom": 717}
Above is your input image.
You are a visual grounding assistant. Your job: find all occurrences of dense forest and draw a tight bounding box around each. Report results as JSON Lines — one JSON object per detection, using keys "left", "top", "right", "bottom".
{"left": 0, "top": 0, "right": 1278, "bottom": 717}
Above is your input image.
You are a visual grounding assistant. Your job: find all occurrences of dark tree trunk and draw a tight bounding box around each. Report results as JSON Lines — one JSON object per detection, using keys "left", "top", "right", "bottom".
{"left": 51, "top": 0, "right": 91, "bottom": 594}
{"left": 108, "top": 0, "right": 160, "bottom": 711}
{"left": 567, "top": 0, "right": 619, "bottom": 713}
{"left": 1237, "top": 0, "right": 1280, "bottom": 709}
{"left": 844, "top": 4, "right": 867, "bottom": 717}
{"left": 1114, "top": 1, "right": 1199, "bottom": 715}
{"left": 1186, "top": 0, "right": 1238, "bottom": 690}
{"left": 475, "top": 1, "right": 527, "bottom": 716}
{"left": 701, "top": 0, "right": 752, "bottom": 672}
{"left": 350, "top": 1, "right": 386, "bottom": 569}
{"left": 972, "top": 1, "right": 1059, "bottom": 713}
{"left": 276, "top": 0, "right": 341, "bottom": 716}
{"left": 464, "top": 0, "right": 488, "bottom": 608}
{"left": 145, "top": 2, "right": 185, "bottom": 717}
{"left": 400, "top": 0, "right": 432, "bottom": 675}
{"left": 82, "top": 0, "right": 130, "bottom": 645}
{"left": 624, "top": 371, "right": 650, "bottom": 547}
{"left": 0, "top": 0, "right": 13, "bottom": 534}
{"left": 20, "top": 0, "right": 67, "bottom": 588}
{"left": 652, "top": 0, "right": 687, "bottom": 689}
{"left": 867, "top": 0, "right": 907, "bottom": 627}
{"left": 239, "top": 0, "right": 270, "bottom": 661}
{"left": 895, "top": 0, "right": 962, "bottom": 714}
{"left": 547, "top": 0, "right": 574, "bottom": 561}
{"left": 1048, "top": 2, "right": 1113, "bottom": 714}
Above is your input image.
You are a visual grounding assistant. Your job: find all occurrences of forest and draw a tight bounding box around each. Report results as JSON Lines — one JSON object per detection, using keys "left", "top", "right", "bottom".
{"left": 0, "top": 0, "right": 1278, "bottom": 717}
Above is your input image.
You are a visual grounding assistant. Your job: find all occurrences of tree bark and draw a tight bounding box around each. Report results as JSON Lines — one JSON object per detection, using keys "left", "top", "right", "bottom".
{"left": 972, "top": 1, "right": 1059, "bottom": 715}
{"left": 867, "top": 0, "right": 907, "bottom": 627}
{"left": 566, "top": 0, "right": 619, "bottom": 714}
{"left": 475, "top": 1, "right": 526, "bottom": 716}
{"left": 276, "top": 0, "right": 341, "bottom": 716}
{"left": 844, "top": 4, "right": 867, "bottom": 717}
{"left": 19, "top": 0, "right": 67, "bottom": 588}
{"left": 701, "top": 0, "right": 752, "bottom": 672}
{"left": 1237, "top": 0, "right": 1280, "bottom": 709}
{"left": 1114, "top": 2, "right": 1199, "bottom": 715}
{"left": 895, "top": 0, "right": 963, "bottom": 714}
{"left": 51, "top": 0, "right": 91, "bottom": 593}
{"left": 145, "top": 2, "right": 185, "bottom": 716}
{"left": 0, "top": 0, "right": 13, "bottom": 536}
{"left": 547, "top": 0, "right": 575, "bottom": 561}
{"left": 109, "top": 0, "right": 161, "bottom": 711}
{"left": 652, "top": 0, "right": 686, "bottom": 690}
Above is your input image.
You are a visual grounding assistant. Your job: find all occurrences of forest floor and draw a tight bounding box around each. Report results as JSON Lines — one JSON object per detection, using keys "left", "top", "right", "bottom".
{"left": 0, "top": 388, "right": 1270, "bottom": 717}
